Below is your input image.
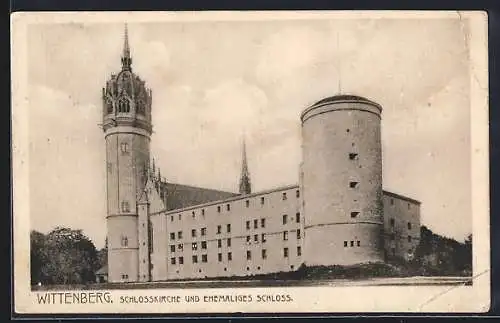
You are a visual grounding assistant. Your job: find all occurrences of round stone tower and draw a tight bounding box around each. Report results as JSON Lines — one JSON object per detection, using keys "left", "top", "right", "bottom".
{"left": 300, "top": 95, "right": 384, "bottom": 266}
{"left": 102, "top": 25, "right": 153, "bottom": 282}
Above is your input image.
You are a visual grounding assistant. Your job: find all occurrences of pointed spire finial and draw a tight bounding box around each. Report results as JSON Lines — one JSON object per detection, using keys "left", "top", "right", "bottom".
{"left": 121, "top": 23, "right": 132, "bottom": 71}
{"left": 239, "top": 135, "right": 252, "bottom": 195}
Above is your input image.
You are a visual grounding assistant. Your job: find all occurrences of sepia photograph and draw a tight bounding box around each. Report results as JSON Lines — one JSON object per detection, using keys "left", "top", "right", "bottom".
{"left": 11, "top": 11, "right": 489, "bottom": 314}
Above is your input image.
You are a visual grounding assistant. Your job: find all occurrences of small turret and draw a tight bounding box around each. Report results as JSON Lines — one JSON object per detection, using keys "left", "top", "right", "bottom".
{"left": 239, "top": 137, "right": 252, "bottom": 195}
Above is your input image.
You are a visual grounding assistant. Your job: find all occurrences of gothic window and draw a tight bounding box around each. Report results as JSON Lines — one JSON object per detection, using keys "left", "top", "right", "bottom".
{"left": 118, "top": 98, "right": 130, "bottom": 113}
{"left": 121, "top": 201, "right": 130, "bottom": 212}
{"left": 120, "top": 142, "right": 129, "bottom": 154}
{"left": 107, "top": 100, "right": 114, "bottom": 114}
{"left": 137, "top": 100, "right": 146, "bottom": 115}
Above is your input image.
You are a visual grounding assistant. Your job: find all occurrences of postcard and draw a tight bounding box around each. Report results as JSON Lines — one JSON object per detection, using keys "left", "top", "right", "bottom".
{"left": 11, "top": 10, "right": 489, "bottom": 314}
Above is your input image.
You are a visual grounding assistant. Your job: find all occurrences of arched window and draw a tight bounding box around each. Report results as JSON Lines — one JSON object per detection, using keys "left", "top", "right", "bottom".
{"left": 106, "top": 100, "right": 113, "bottom": 114}
{"left": 137, "top": 100, "right": 146, "bottom": 115}
{"left": 118, "top": 98, "right": 130, "bottom": 113}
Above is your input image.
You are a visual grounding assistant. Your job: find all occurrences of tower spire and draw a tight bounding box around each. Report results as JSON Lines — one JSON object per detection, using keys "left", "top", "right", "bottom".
{"left": 239, "top": 137, "right": 252, "bottom": 195}
{"left": 121, "top": 24, "right": 132, "bottom": 71}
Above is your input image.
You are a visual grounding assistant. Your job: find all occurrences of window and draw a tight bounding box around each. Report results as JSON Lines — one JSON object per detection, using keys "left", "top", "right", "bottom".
{"left": 170, "top": 245, "right": 175, "bottom": 252}
{"left": 228, "top": 252, "right": 232, "bottom": 261}
{"left": 170, "top": 232, "right": 175, "bottom": 240}
{"left": 390, "top": 219, "right": 395, "bottom": 227}
{"left": 408, "top": 203, "right": 411, "bottom": 210}
{"left": 107, "top": 101, "right": 113, "bottom": 114}
{"left": 246, "top": 221, "right": 250, "bottom": 230}
{"left": 254, "top": 219, "right": 258, "bottom": 229}
{"left": 179, "top": 214, "right": 182, "bottom": 220}
{"left": 261, "top": 233, "right": 266, "bottom": 243}
{"left": 202, "top": 254, "right": 208, "bottom": 263}
{"left": 227, "top": 224, "right": 231, "bottom": 233}
{"left": 296, "top": 229, "right": 301, "bottom": 239}
{"left": 201, "top": 227, "right": 207, "bottom": 236}
{"left": 217, "top": 206, "right": 221, "bottom": 213}
{"left": 349, "top": 153, "right": 358, "bottom": 160}
{"left": 179, "top": 256, "right": 184, "bottom": 265}
{"left": 170, "top": 215, "right": 174, "bottom": 222}
{"left": 217, "top": 225, "right": 221, "bottom": 234}
{"left": 118, "top": 98, "right": 130, "bottom": 113}
{"left": 296, "top": 213, "right": 300, "bottom": 223}
{"left": 283, "top": 231, "right": 288, "bottom": 241}
{"left": 171, "top": 257, "right": 176, "bottom": 265}
{"left": 120, "top": 142, "right": 129, "bottom": 154}
{"left": 283, "top": 214, "right": 288, "bottom": 225}
{"left": 245, "top": 200, "right": 250, "bottom": 208}
{"left": 226, "top": 204, "right": 231, "bottom": 211}
{"left": 121, "top": 236, "right": 128, "bottom": 247}
{"left": 344, "top": 241, "right": 348, "bottom": 247}
{"left": 192, "top": 211, "right": 195, "bottom": 218}
{"left": 178, "top": 244, "right": 183, "bottom": 251}
{"left": 217, "top": 239, "right": 222, "bottom": 248}
{"left": 121, "top": 274, "right": 129, "bottom": 279}
{"left": 246, "top": 236, "right": 251, "bottom": 243}
{"left": 192, "top": 255, "right": 198, "bottom": 263}
{"left": 191, "top": 229, "right": 196, "bottom": 238}
{"left": 192, "top": 242, "right": 198, "bottom": 250}
{"left": 246, "top": 250, "right": 251, "bottom": 260}
{"left": 408, "top": 236, "right": 412, "bottom": 242}
{"left": 346, "top": 128, "right": 350, "bottom": 133}
{"left": 262, "top": 249, "right": 267, "bottom": 259}
{"left": 178, "top": 231, "right": 183, "bottom": 239}
{"left": 408, "top": 222, "right": 412, "bottom": 230}
{"left": 351, "top": 211, "right": 359, "bottom": 218}
{"left": 282, "top": 192, "right": 287, "bottom": 200}
{"left": 261, "top": 218, "right": 266, "bottom": 228}
{"left": 350, "top": 241, "right": 354, "bottom": 247}
{"left": 227, "top": 238, "right": 231, "bottom": 247}
{"left": 357, "top": 241, "right": 361, "bottom": 247}
{"left": 349, "top": 181, "right": 359, "bottom": 188}
{"left": 137, "top": 100, "right": 145, "bottom": 115}
{"left": 254, "top": 234, "right": 258, "bottom": 242}
{"left": 391, "top": 198, "right": 394, "bottom": 205}
{"left": 201, "top": 209, "right": 205, "bottom": 216}
{"left": 297, "top": 246, "right": 302, "bottom": 256}
{"left": 296, "top": 190, "right": 300, "bottom": 198}
{"left": 201, "top": 241, "right": 207, "bottom": 249}
{"left": 284, "top": 248, "right": 289, "bottom": 258}
{"left": 121, "top": 201, "right": 130, "bottom": 212}
{"left": 261, "top": 197, "right": 265, "bottom": 205}
{"left": 218, "top": 253, "right": 222, "bottom": 262}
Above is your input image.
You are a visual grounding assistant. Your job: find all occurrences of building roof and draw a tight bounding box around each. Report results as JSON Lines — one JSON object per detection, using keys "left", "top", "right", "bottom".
{"left": 96, "top": 265, "right": 108, "bottom": 275}
{"left": 383, "top": 190, "right": 421, "bottom": 205}
{"left": 313, "top": 94, "right": 379, "bottom": 106}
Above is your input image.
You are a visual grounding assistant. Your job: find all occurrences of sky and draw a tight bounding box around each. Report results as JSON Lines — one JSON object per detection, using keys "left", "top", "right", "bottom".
{"left": 27, "top": 15, "right": 473, "bottom": 249}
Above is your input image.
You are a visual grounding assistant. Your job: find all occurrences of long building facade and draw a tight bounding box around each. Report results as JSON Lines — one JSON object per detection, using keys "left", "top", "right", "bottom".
{"left": 102, "top": 27, "right": 421, "bottom": 283}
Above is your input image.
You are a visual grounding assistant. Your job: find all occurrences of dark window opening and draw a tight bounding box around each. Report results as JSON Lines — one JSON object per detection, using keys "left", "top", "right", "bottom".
{"left": 226, "top": 204, "right": 230, "bottom": 211}
{"left": 283, "top": 231, "right": 288, "bottom": 241}
{"left": 344, "top": 241, "right": 348, "bottom": 247}
{"left": 408, "top": 222, "right": 412, "bottom": 230}
{"left": 246, "top": 235, "right": 251, "bottom": 243}
{"left": 217, "top": 239, "right": 222, "bottom": 248}
{"left": 261, "top": 233, "right": 266, "bottom": 243}
{"left": 296, "top": 190, "right": 300, "bottom": 198}
{"left": 228, "top": 252, "right": 232, "bottom": 261}
{"left": 170, "top": 232, "right": 175, "bottom": 240}
{"left": 201, "top": 227, "right": 206, "bottom": 236}
{"left": 262, "top": 249, "right": 267, "bottom": 259}
{"left": 179, "top": 257, "right": 184, "bottom": 265}
{"left": 254, "top": 234, "right": 258, "bottom": 242}
{"left": 283, "top": 214, "right": 288, "bottom": 225}
{"left": 171, "top": 257, "right": 176, "bottom": 265}
{"left": 170, "top": 245, "right": 175, "bottom": 252}
{"left": 201, "top": 241, "right": 207, "bottom": 249}
{"left": 192, "top": 255, "right": 198, "bottom": 263}
{"left": 351, "top": 211, "right": 360, "bottom": 218}
{"left": 349, "top": 153, "right": 358, "bottom": 160}
{"left": 357, "top": 241, "right": 361, "bottom": 247}
{"left": 202, "top": 254, "right": 207, "bottom": 263}
{"left": 217, "top": 206, "right": 221, "bottom": 213}
{"left": 217, "top": 225, "right": 221, "bottom": 234}
{"left": 390, "top": 218, "right": 395, "bottom": 227}
{"left": 218, "top": 253, "right": 222, "bottom": 262}
{"left": 296, "top": 229, "right": 301, "bottom": 239}
{"left": 261, "top": 197, "right": 265, "bottom": 205}
{"left": 254, "top": 219, "right": 258, "bottom": 229}
{"left": 297, "top": 246, "right": 302, "bottom": 256}
{"left": 282, "top": 192, "right": 287, "bottom": 200}
{"left": 191, "top": 229, "right": 196, "bottom": 238}
{"left": 246, "top": 250, "right": 251, "bottom": 260}
{"left": 350, "top": 241, "right": 354, "bottom": 247}
{"left": 227, "top": 238, "right": 231, "bottom": 247}
{"left": 391, "top": 198, "right": 394, "bottom": 205}
{"left": 261, "top": 218, "right": 266, "bottom": 228}
{"left": 226, "top": 224, "right": 231, "bottom": 233}
{"left": 192, "top": 242, "right": 198, "bottom": 250}
{"left": 296, "top": 212, "right": 300, "bottom": 223}
{"left": 245, "top": 200, "right": 250, "bottom": 208}
{"left": 246, "top": 221, "right": 250, "bottom": 230}
{"left": 284, "top": 248, "right": 289, "bottom": 258}
{"left": 118, "top": 98, "right": 130, "bottom": 113}
{"left": 349, "top": 181, "right": 359, "bottom": 188}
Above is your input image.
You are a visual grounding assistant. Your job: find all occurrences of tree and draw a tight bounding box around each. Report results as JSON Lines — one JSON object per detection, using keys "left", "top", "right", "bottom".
{"left": 30, "top": 227, "right": 100, "bottom": 285}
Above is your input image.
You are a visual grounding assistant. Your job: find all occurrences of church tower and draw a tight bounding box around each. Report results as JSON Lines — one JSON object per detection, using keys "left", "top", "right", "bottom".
{"left": 239, "top": 138, "right": 252, "bottom": 195}
{"left": 102, "top": 25, "right": 153, "bottom": 283}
